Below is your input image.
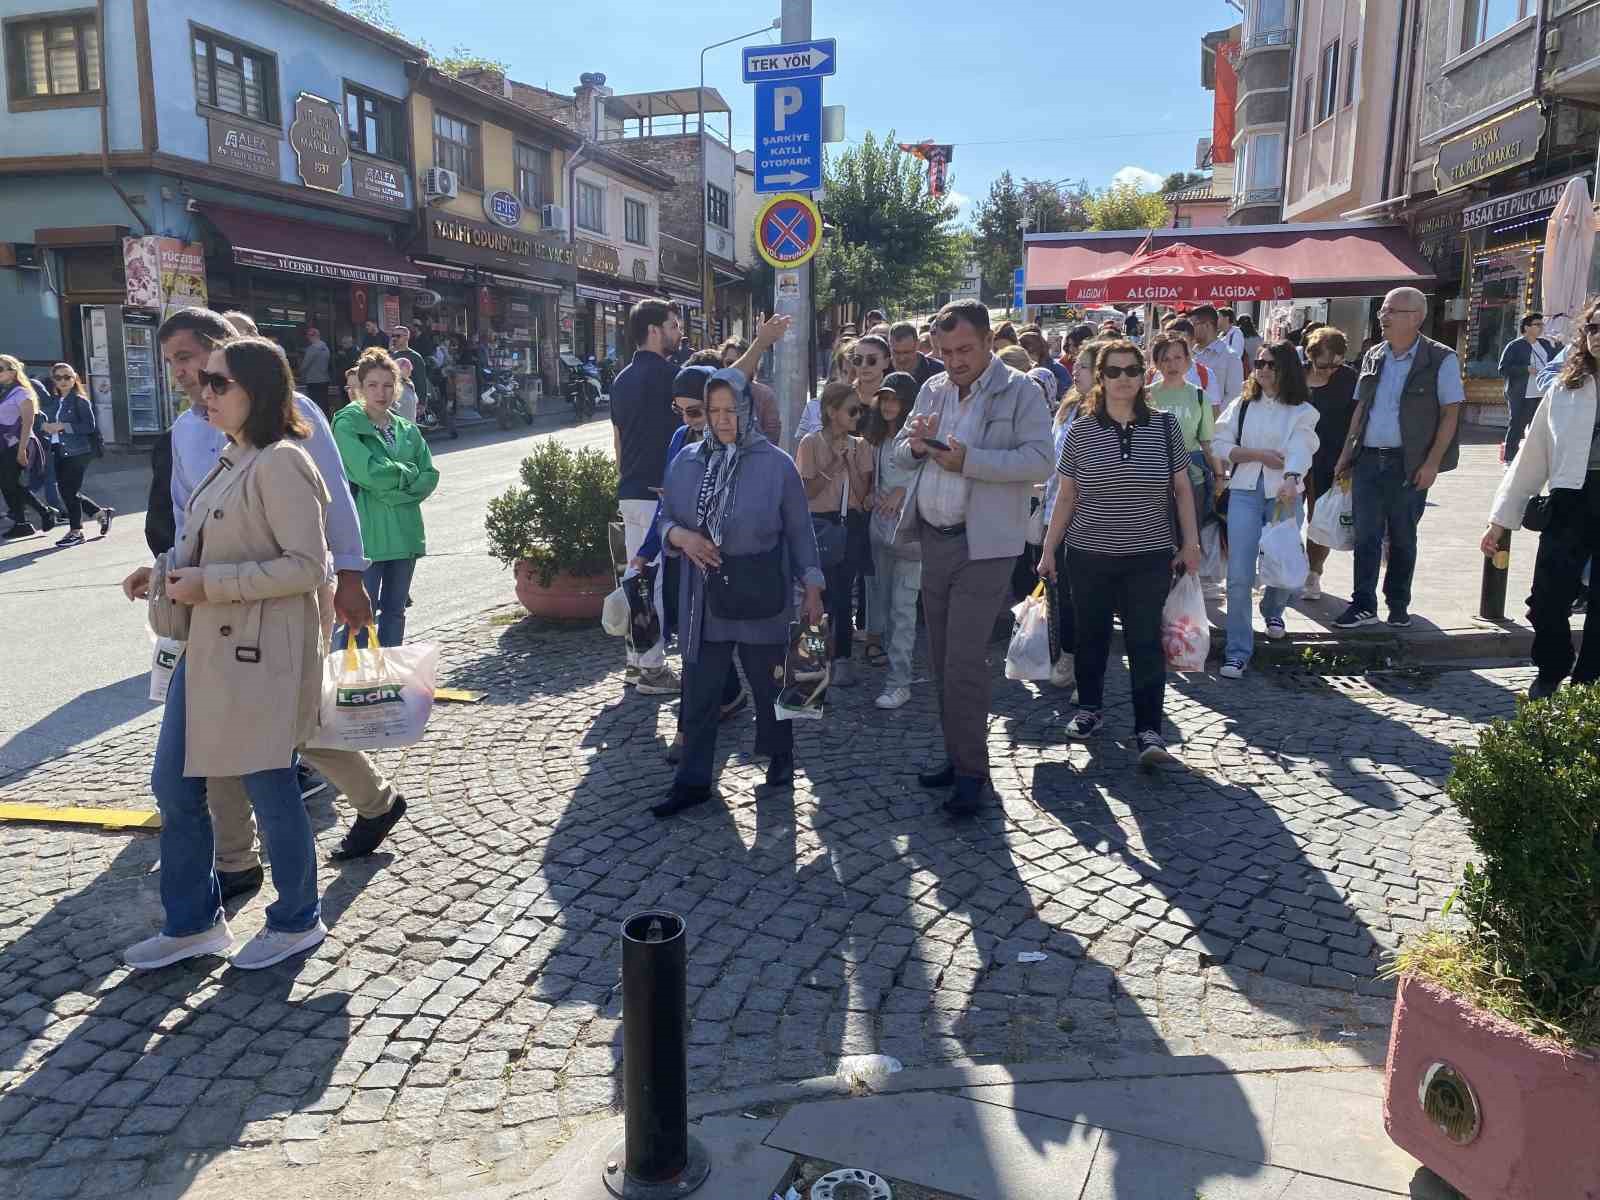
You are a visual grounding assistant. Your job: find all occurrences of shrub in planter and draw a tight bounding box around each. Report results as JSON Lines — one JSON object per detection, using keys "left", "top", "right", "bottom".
{"left": 485, "top": 440, "right": 618, "bottom": 616}
{"left": 1383, "top": 686, "right": 1600, "bottom": 1198}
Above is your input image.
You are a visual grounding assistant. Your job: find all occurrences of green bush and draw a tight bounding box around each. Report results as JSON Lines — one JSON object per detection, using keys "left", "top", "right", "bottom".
{"left": 485, "top": 439, "right": 618, "bottom": 587}
{"left": 1410, "top": 686, "right": 1600, "bottom": 1045}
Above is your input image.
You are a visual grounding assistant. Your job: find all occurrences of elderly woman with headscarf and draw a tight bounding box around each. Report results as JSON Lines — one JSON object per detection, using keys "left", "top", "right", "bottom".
{"left": 656, "top": 362, "right": 825, "bottom": 818}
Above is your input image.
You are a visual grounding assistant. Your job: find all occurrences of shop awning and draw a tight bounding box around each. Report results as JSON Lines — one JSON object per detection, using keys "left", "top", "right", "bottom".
{"left": 1024, "top": 221, "right": 1437, "bottom": 303}
{"left": 413, "top": 258, "right": 561, "bottom": 293}
{"left": 576, "top": 283, "right": 622, "bottom": 304}
{"left": 199, "top": 202, "right": 426, "bottom": 290}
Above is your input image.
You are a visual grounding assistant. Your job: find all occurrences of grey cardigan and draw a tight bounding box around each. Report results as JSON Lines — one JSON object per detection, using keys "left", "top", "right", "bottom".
{"left": 891, "top": 355, "right": 1056, "bottom": 561}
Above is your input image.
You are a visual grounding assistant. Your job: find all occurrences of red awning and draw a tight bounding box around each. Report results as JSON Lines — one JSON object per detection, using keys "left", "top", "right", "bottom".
{"left": 199, "top": 203, "right": 426, "bottom": 290}
{"left": 1025, "top": 222, "right": 1437, "bottom": 303}
{"left": 1067, "top": 241, "right": 1292, "bottom": 304}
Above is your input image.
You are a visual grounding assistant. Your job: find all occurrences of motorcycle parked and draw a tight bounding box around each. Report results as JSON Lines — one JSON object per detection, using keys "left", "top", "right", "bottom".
{"left": 559, "top": 354, "right": 601, "bottom": 423}
{"left": 479, "top": 369, "right": 533, "bottom": 430}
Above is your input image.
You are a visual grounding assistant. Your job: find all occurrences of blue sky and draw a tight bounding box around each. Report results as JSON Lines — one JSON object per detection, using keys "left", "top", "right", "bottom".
{"left": 382, "top": 0, "right": 1226, "bottom": 221}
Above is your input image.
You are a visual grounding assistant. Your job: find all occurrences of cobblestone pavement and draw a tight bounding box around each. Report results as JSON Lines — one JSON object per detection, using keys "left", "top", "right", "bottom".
{"left": 0, "top": 606, "right": 1524, "bottom": 1198}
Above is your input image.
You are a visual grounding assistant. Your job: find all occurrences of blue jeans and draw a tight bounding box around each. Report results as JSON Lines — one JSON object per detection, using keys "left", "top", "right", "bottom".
{"left": 151, "top": 660, "right": 319, "bottom": 936}
{"left": 1352, "top": 450, "right": 1427, "bottom": 614}
{"left": 868, "top": 543, "right": 922, "bottom": 689}
{"left": 1225, "top": 477, "right": 1302, "bottom": 665}
{"left": 335, "top": 557, "right": 418, "bottom": 649}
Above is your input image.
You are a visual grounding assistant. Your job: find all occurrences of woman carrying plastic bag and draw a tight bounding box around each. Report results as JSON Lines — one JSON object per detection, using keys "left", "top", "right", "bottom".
{"left": 1305, "top": 478, "right": 1354, "bottom": 552}
{"left": 307, "top": 625, "right": 438, "bottom": 752}
{"left": 1161, "top": 572, "right": 1210, "bottom": 672}
{"left": 1005, "top": 582, "right": 1054, "bottom": 681}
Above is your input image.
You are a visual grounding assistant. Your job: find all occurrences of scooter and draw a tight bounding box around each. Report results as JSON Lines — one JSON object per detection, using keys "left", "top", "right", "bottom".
{"left": 560, "top": 354, "right": 600, "bottom": 423}
{"left": 480, "top": 369, "right": 533, "bottom": 429}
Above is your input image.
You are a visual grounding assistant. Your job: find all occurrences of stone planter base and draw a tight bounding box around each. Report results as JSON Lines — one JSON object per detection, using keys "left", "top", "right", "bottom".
{"left": 513, "top": 562, "right": 612, "bottom": 620}
{"left": 1384, "top": 974, "right": 1600, "bottom": 1199}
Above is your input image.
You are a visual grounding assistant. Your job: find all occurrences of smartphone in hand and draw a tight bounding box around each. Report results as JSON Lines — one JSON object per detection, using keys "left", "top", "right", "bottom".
{"left": 922, "top": 438, "right": 951, "bottom": 452}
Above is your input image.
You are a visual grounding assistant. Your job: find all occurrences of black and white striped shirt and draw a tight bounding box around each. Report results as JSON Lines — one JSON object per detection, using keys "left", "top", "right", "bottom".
{"left": 1057, "top": 409, "right": 1185, "bottom": 554}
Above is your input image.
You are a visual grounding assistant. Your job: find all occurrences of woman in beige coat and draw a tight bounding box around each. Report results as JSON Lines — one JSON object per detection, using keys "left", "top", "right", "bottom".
{"left": 121, "top": 337, "right": 332, "bottom": 973}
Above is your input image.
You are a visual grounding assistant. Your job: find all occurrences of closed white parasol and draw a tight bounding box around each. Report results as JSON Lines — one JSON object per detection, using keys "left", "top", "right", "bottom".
{"left": 1540, "top": 176, "right": 1595, "bottom": 345}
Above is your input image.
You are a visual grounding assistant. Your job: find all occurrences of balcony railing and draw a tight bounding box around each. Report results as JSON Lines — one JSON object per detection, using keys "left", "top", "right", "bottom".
{"left": 1243, "top": 26, "right": 1294, "bottom": 51}
{"left": 1232, "top": 186, "right": 1284, "bottom": 212}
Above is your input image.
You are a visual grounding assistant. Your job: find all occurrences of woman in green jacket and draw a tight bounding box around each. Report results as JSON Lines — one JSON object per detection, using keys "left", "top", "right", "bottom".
{"left": 332, "top": 348, "right": 440, "bottom": 647}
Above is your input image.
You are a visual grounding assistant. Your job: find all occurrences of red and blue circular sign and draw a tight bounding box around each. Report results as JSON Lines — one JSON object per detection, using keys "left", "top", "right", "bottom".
{"left": 756, "top": 192, "right": 823, "bottom": 269}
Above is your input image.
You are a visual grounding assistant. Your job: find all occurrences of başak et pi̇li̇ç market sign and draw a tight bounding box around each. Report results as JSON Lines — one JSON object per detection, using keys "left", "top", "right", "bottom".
{"left": 1434, "top": 102, "right": 1544, "bottom": 195}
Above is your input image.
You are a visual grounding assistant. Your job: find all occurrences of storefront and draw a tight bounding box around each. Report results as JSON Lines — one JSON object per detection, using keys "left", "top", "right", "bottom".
{"left": 413, "top": 213, "right": 569, "bottom": 398}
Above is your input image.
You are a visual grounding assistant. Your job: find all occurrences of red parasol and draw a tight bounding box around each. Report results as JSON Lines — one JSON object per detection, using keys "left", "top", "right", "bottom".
{"left": 1066, "top": 241, "right": 1291, "bottom": 305}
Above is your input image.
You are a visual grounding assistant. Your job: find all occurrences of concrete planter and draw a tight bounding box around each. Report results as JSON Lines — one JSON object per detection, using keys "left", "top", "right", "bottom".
{"left": 513, "top": 561, "right": 611, "bottom": 619}
{"left": 1383, "top": 973, "right": 1600, "bottom": 1199}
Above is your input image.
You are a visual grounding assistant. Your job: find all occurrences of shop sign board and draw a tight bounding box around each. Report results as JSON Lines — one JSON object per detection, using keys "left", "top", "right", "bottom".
{"left": 424, "top": 214, "right": 573, "bottom": 282}
{"left": 1461, "top": 175, "right": 1587, "bottom": 231}
{"left": 352, "top": 159, "right": 408, "bottom": 209}
{"left": 289, "top": 92, "right": 349, "bottom": 193}
{"left": 1434, "top": 103, "right": 1543, "bottom": 195}
{"left": 234, "top": 247, "right": 417, "bottom": 289}
{"left": 122, "top": 237, "right": 207, "bottom": 313}
{"left": 577, "top": 239, "right": 621, "bottom": 276}
{"left": 208, "top": 117, "right": 280, "bottom": 180}
{"left": 484, "top": 189, "right": 523, "bottom": 228}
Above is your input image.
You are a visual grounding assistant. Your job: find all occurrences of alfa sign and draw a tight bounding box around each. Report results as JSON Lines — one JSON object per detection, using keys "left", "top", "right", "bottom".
{"left": 755, "top": 192, "right": 822, "bottom": 268}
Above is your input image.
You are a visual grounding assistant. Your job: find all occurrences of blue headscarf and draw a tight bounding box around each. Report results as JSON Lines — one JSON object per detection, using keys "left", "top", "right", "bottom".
{"left": 693, "top": 366, "right": 766, "bottom": 547}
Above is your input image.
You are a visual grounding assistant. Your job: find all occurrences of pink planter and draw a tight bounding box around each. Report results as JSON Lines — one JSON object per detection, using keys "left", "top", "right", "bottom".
{"left": 1384, "top": 974, "right": 1600, "bottom": 1199}
{"left": 513, "top": 561, "right": 611, "bottom": 620}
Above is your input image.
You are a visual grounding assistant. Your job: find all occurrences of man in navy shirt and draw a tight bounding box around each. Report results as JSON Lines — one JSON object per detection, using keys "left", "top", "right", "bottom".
{"left": 611, "top": 300, "right": 684, "bottom": 693}
{"left": 889, "top": 321, "right": 945, "bottom": 388}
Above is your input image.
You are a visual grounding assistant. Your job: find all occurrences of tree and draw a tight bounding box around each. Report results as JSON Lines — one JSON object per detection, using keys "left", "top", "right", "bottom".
{"left": 815, "top": 132, "right": 962, "bottom": 316}
{"left": 334, "top": 1, "right": 508, "bottom": 75}
{"left": 970, "top": 174, "right": 1092, "bottom": 302}
{"left": 1162, "top": 170, "right": 1209, "bottom": 194}
{"left": 1086, "top": 183, "right": 1172, "bottom": 231}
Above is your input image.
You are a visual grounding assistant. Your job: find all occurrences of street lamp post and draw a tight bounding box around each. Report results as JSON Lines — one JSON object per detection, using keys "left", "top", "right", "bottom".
{"left": 699, "top": 19, "right": 780, "bottom": 346}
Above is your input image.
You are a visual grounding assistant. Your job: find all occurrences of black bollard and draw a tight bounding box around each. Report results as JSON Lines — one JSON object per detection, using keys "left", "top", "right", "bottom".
{"left": 1479, "top": 528, "right": 1511, "bottom": 621}
{"left": 602, "top": 910, "right": 709, "bottom": 1198}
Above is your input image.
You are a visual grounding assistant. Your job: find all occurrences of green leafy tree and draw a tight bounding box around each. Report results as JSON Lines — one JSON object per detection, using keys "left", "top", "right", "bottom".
{"left": 971, "top": 174, "right": 1092, "bottom": 302}
{"left": 334, "top": 0, "right": 508, "bottom": 75}
{"left": 1162, "top": 170, "right": 1209, "bottom": 194}
{"left": 1086, "top": 182, "right": 1172, "bottom": 231}
{"left": 816, "top": 132, "right": 962, "bottom": 316}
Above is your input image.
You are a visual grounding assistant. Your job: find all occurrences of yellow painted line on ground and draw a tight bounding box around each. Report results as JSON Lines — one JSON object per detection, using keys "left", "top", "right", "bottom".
{"left": 0, "top": 804, "right": 162, "bottom": 830}
{"left": 434, "top": 688, "right": 485, "bottom": 703}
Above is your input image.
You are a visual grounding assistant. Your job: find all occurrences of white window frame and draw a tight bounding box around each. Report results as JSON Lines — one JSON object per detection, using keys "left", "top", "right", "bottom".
{"left": 576, "top": 178, "right": 605, "bottom": 234}
{"left": 624, "top": 197, "right": 649, "bottom": 246}
{"left": 1317, "top": 40, "right": 1340, "bottom": 124}
{"left": 1459, "top": 0, "right": 1534, "bottom": 55}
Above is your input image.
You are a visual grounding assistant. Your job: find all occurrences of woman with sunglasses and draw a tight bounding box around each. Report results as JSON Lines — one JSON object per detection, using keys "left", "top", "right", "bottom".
{"left": 864, "top": 371, "right": 922, "bottom": 708}
{"left": 850, "top": 334, "right": 891, "bottom": 432}
{"left": 1039, "top": 339, "right": 1199, "bottom": 764}
{"left": 37, "top": 363, "right": 112, "bottom": 546}
{"left": 1301, "top": 326, "right": 1358, "bottom": 600}
{"left": 797, "top": 381, "right": 874, "bottom": 686}
{"left": 1212, "top": 341, "right": 1320, "bottom": 678}
{"left": 1483, "top": 300, "right": 1600, "bottom": 700}
{"left": 0, "top": 355, "right": 51, "bottom": 539}
{"left": 118, "top": 337, "right": 332, "bottom": 971}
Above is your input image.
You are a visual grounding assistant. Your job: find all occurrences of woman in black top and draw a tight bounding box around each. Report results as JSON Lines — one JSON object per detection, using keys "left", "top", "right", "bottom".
{"left": 1301, "top": 326, "right": 1359, "bottom": 600}
{"left": 1038, "top": 339, "right": 1201, "bottom": 766}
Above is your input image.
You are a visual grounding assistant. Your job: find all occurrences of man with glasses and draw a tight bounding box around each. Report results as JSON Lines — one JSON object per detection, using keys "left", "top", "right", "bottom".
{"left": 1497, "top": 312, "right": 1557, "bottom": 462}
{"left": 1332, "top": 287, "right": 1463, "bottom": 629}
{"left": 388, "top": 325, "right": 436, "bottom": 432}
{"left": 889, "top": 320, "right": 944, "bottom": 388}
{"left": 1191, "top": 306, "right": 1245, "bottom": 415}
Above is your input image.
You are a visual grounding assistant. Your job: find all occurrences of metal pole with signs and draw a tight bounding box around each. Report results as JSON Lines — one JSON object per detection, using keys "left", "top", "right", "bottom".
{"left": 748, "top": 2, "right": 831, "bottom": 449}
{"left": 1013, "top": 267, "right": 1026, "bottom": 315}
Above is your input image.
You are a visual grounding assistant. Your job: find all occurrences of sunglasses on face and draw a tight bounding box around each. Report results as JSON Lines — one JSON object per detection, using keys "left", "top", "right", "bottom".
{"left": 1254, "top": 359, "right": 1277, "bottom": 370}
{"left": 1586, "top": 323, "right": 1600, "bottom": 335}
{"left": 676, "top": 404, "right": 704, "bottom": 420}
{"left": 1099, "top": 364, "right": 1142, "bottom": 380}
{"left": 850, "top": 355, "right": 883, "bottom": 367}
{"left": 52, "top": 372, "right": 73, "bottom": 380}
{"left": 198, "top": 370, "right": 238, "bottom": 393}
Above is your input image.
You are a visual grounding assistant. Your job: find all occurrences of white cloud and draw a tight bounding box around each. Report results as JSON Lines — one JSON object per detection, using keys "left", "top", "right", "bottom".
{"left": 1112, "top": 165, "right": 1165, "bottom": 192}
{"left": 945, "top": 189, "right": 973, "bottom": 214}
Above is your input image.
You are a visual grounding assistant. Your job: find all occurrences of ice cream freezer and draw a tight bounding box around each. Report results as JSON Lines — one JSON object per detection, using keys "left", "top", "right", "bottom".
{"left": 80, "top": 305, "right": 172, "bottom": 445}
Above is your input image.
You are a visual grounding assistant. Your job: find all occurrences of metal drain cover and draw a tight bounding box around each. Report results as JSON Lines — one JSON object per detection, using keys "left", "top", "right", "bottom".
{"left": 811, "top": 1167, "right": 893, "bottom": 1200}
{"left": 1419, "top": 1061, "right": 1481, "bottom": 1145}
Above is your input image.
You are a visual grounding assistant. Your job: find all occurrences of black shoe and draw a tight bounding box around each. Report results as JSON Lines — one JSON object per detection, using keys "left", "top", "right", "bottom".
{"left": 2, "top": 523, "right": 39, "bottom": 540}
{"left": 98, "top": 507, "right": 115, "bottom": 537}
{"left": 918, "top": 762, "right": 956, "bottom": 789}
{"left": 765, "top": 753, "right": 794, "bottom": 788}
{"left": 1528, "top": 676, "right": 1561, "bottom": 702}
{"left": 38, "top": 511, "right": 55, "bottom": 532}
{"left": 943, "top": 775, "right": 990, "bottom": 818}
{"left": 218, "top": 865, "right": 264, "bottom": 901}
{"left": 651, "top": 787, "right": 711, "bottom": 819}
{"left": 329, "top": 795, "right": 407, "bottom": 861}
{"left": 54, "top": 529, "right": 85, "bottom": 547}
{"left": 1333, "top": 604, "right": 1379, "bottom": 629}
{"left": 1386, "top": 609, "right": 1412, "bottom": 628}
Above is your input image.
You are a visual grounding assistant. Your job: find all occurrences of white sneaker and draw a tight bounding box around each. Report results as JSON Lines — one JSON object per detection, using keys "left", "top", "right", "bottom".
{"left": 1302, "top": 572, "right": 1322, "bottom": 600}
{"left": 1049, "top": 654, "right": 1076, "bottom": 689}
{"left": 124, "top": 918, "right": 234, "bottom": 970}
{"left": 874, "top": 686, "right": 911, "bottom": 710}
{"left": 231, "top": 921, "right": 327, "bottom": 970}
{"left": 1219, "top": 659, "right": 1246, "bottom": 680}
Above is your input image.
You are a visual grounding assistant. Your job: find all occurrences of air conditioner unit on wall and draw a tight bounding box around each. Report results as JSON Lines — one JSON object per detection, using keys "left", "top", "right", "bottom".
{"left": 542, "top": 203, "right": 568, "bottom": 233}
{"left": 422, "top": 168, "right": 458, "bottom": 204}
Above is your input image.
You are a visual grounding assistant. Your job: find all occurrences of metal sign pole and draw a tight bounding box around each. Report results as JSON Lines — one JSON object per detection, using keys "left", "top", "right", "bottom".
{"left": 772, "top": 0, "right": 813, "bottom": 453}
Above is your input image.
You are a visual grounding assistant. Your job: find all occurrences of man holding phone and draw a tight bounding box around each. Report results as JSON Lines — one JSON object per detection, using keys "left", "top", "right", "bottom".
{"left": 889, "top": 300, "right": 1054, "bottom": 816}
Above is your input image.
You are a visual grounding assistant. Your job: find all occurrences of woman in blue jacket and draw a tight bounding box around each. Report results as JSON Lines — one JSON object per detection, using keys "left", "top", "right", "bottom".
{"left": 38, "top": 363, "right": 112, "bottom": 546}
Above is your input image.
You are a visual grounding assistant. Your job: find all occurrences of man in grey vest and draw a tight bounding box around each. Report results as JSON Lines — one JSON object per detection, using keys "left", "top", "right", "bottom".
{"left": 1331, "top": 287, "right": 1463, "bottom": 628}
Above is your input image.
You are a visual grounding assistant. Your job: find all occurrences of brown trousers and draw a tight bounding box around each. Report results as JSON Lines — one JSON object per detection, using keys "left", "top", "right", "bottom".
{"left": 207, "top": 581, "right": 395, "bottom": 872}
{"left": 919, "top": 522, "right": 1016, "bottom": 779}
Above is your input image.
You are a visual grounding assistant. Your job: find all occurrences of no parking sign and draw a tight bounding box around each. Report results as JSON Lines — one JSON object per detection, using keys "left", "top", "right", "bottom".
{"left": 755, "top": 192, "right": 823, "bottom": 269}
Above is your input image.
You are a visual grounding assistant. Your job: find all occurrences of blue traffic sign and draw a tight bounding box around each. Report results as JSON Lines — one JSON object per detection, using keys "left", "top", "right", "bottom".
{"left": 741, "top": 38, "right": 836, "bottom": 83}
{"left": 1013, "top": 267, "right": 1026, "bottom": 310}
{"left": 754, "top": 77, "right": 822, "bottom": 193}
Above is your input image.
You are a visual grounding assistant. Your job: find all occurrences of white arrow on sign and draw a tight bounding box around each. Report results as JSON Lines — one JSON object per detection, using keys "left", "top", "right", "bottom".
{"left": 762, "top": 170, "right": 809, "bottom": 186}
{"left": 746, "top": 45, "right": 831, "bottom": 77}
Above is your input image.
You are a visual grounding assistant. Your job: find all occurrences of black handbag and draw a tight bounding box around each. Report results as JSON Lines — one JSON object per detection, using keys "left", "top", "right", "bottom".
{"left": 706, "top": 541, "right": 787, "bottom": 620}
{"left": 811, "top": 470, "right": 850, "bottom": 569}
{"left": 1214, "top": 397, "right": 1252, "bottom": 519}
{"left": 1522, "top": 494, "right": 1554, "bottom": 532}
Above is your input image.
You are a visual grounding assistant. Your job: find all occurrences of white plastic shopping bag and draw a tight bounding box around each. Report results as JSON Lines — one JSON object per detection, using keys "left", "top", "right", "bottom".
{"left": 1161, "top": 573, "right": 1210, "bottom": 672}
{"left": 1258, "top": 509, "right": 1310, "bottom": 591}
{"left": 1005, "top": 583, "right": 1053, "bottom": 681}
{"left": 1306, "top": 481, "right": 1355, "bottom": 551}
{"left": 1199, "top": 522, "right": 1225, "bottom": 580}
{"left": 148, "top": 636, "right": 185, "bottom": 703}
{"left": 600, "top": 585, "right": 630, "bottom": 636}
{"left": 306, "top": 627, "right": 438, "bottom": 752}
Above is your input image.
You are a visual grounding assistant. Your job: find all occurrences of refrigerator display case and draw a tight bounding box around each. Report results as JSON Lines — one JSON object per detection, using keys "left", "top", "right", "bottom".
{"left": 80, "top": 306, "right": 171, "bottom": 444}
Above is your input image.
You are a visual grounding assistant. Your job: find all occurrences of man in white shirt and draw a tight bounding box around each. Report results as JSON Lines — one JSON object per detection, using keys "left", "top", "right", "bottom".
{"left": 1218, "top": 306, "right": 1245, "bottom": 358}
{"left": 1191, "top": 306, "right": 1245, "bottom": 414}
{"left": 156, "top": 308, "right": 407, "bottom": 898}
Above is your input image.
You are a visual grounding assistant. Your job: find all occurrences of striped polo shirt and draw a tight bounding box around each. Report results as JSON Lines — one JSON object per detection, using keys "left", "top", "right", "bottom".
{"left": 1057, "top": 408, "right": 1185, "bottom": 555}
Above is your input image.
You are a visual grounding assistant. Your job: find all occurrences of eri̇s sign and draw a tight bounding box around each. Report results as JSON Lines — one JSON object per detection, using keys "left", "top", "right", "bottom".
{"left": 755, "top": 192, "right": 823, "bottom": 269}
{"left": 289, "top": 92, "right": 350, "bottom": 193}
{"left": 484, "top": 189, "right": 523, "bottom": 229}
{"left": 1434, "top": 102, "right": 1544, "bottom": 195}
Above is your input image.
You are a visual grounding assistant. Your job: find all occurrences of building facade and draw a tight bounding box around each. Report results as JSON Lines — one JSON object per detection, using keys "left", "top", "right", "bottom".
{"left": 1230, "top": 0, "right": 1299, "bottom": 223}
{"left": 0, "top": 0, "right": 425, "bottom": 441}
